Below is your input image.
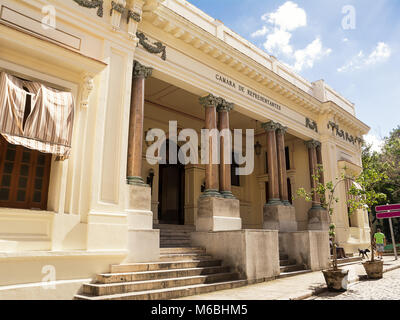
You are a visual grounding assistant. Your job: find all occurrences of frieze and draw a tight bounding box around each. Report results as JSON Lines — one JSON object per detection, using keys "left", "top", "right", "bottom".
{"left": 136, "top": 32, "right": 167, "bottom": 61}
{"left": 72, "top": 0, "right": 104, "bottom": 17}
{"left": 327, "top": 121, "right": 363, "bottom": 146}
{"left": 305, "top": 117, "right": 318, "bottom": 133}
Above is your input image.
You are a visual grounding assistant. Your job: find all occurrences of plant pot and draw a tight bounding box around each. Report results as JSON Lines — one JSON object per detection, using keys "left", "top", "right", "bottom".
{"left": 322, "top": 269, "right": 349, "bottom": 292}
{"left": 363, "top": 260, "right": 384, "bottom": 279}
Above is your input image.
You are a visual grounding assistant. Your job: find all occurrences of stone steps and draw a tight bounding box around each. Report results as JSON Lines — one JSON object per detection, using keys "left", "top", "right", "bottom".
{"left": 334, "top": 256, "right": 363, "bottom": 265}
{"left": 280, "top": 264, "right": 306, "bottom": 273}
{"left": 83, "top": 272, "right": 239, "bottom": 296}
{"left": 159, "top": 253, "right": 213, "bottom": 262}
{"left": 75, "top": 279, "right": 248, "bottom": 300}
{"left": 156, "top": 224, "right": 194, "bottom": 248}
{"left": 160, "top": 247, "right": 206, "bottom": 254}
{"left": 111, "top": 259, "right": 223, "bottom": 273}
{"left": 279, "top": 253, "right": 310, "bottom": 278}
{"left": 278, "top": 269, "right": 313, "bottom": 279}
{"left": 279, "top": 259, "right": 291, "bottom": 266}
{"left": 75, "top": 246, "right": 244, "bottom": 300}
{"left": 96, "top": 266, "right": 232, "bottom": 284}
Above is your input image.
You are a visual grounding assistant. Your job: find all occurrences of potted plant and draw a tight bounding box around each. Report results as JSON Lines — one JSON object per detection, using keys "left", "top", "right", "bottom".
{"left": 347, "top": 154, "right": 387, "bottom": 279}
{"left": 296, "top": 167, "right": 350, "bottom": 291}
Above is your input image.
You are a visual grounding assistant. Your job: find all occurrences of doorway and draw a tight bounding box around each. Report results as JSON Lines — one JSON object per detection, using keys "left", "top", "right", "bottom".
{"left": 158, "top": 140, "right": 185, "bottom": 225}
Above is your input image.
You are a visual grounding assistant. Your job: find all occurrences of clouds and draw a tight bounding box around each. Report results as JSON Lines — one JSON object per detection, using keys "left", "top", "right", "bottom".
{"left": 293, "top": 38, "right": 332, "bottom": 71}
{"left": 364, "top": 134, "right": 384, "bottom": 153}
{"left": 251, "top": 1, "right": 331, "bottom": 72}
{"left": 338, "top": 42, "right": 391, "bottom": 72}
{"left": 261, "top": 1, "right": 306, "bottom": 32}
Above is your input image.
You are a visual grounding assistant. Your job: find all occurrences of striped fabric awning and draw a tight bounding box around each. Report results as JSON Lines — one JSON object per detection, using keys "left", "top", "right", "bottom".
{"left": 0, "top": 71, "right": 74, "bottom": 159}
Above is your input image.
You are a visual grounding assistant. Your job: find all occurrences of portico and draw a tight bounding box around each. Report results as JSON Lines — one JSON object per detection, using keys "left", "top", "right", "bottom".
{"left": 0, "top": 0, "right": 371, "bottom": 299}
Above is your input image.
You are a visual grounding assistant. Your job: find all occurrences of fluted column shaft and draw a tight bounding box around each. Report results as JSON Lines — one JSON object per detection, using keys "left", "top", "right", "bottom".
{"left": 306, "top": 140, "right": 321, "bottom": 207}
{"left": 262, "top": 121, "right": 281, "bottom": 205}
{"left": 199, "top": 94, "right": 220, "bottom": 198}
{"left": 127, "top": 61, "right": 152, "bottom": 185}
{"left": 316, "top": 144, "right": 325, "bottom": 185}
{"left": 217, "top": 102, "right": 235, "bottom": 199}
{"left": 276, "top": 125, "right": 290, "bottom": 205}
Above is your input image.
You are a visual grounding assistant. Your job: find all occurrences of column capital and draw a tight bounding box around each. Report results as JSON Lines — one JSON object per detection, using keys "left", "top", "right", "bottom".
{"left": 132, "top": 60, "right": 153, "bottom": 79}
{"left": 261, "top": 121, "right": 279, "bottom": 132}
{"left": 217, "top": 99, "right": 234, "bottom": 113}
{"left": 199, "top": 93, "right": 219, "bottom": 108}
{"left": 305, "top": 139, "right": 321, "bottom": 149}
{"left": 276, "top": 123, "right": 288, "bottom": 135}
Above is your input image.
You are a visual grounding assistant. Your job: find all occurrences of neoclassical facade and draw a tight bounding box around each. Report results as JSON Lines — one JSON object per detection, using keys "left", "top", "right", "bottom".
{"left": 0, "top": 0, "right": 370, "bottom": 299}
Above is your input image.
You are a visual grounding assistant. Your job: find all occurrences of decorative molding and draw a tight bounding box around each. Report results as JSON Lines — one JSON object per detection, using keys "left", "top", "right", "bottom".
{"left": 110, "top": 1, "right": 125, "bottom": 15}
{"left": 327, "top": 121, "right": 363, "bottom": 146}
{"left": 199, "top": 94, "right": 219, "bottom": 108}
{"left": 216, "top": 98, "right": 234, "bottom": 113}
{"left": 132, "top": 60, "right": 153, "bottom": 79}
{"left": 276, "top": 123, "right": 288, "bottom": 135}
{"left": 305, "top": 139, "right": 321, "bottom": 149}
{"left": 80, "top": 73, "right": 94, "bottom": 108}
{"left": 261, "top": 121, "right": 280, "bottom": 132}
{"left": 110, "top": 1, "right": 126, "bottom": 31}
{"left": 72, "top": 0, "right": 104, "bottom": 17}
{"left": 306, "top": 117, "right": 318, "bottom": 133}
{"left": 136, "top": 32, "right": 167, "bottom": 61}
{"left": 128, "top": 10, "right": 141, "bottom": 23}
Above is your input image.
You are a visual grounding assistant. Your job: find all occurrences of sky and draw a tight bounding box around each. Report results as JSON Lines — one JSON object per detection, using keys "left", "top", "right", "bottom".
{"left": 188, "top": 0, "right": 400, "bottom": 152}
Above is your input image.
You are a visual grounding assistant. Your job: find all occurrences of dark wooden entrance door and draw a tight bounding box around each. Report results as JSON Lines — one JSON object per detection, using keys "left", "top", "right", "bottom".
{"left": 158, "top": 163, "right": 185, "bottom": 225}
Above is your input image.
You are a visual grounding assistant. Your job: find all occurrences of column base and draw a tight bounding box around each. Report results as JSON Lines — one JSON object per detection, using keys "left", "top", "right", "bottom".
{"left": 191, "top": 230, "right": 280, "bottom": 280}
{"left": 125, "top": 184, "right": 160, "bottom": 263}
{"left": 220, "top": 190, "right": 236, "bottom": 199}
{"left": 263, "top": 204, "right": 297, "bottom": 232}
{"left": 282, "top": 200, "right": 292, "bottom": 206}
{"left": 266, "top": 199, "right": 283, "bottom": 206}
{"left": 200, "top": 189, "right": 223, "bottom": 199}
{"left": 308, "top": 206, "right": 329, "bottom": 231}
{"left": 127, "top": 176, "right": 148, "bottom": 187}
{"left": 196, "top": 197, "right": 241, "bottom": 232}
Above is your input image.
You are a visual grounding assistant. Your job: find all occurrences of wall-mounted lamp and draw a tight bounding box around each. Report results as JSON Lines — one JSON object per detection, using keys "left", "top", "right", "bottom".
{"left": 254, "top": 141, "right": 262, "bottom": 156}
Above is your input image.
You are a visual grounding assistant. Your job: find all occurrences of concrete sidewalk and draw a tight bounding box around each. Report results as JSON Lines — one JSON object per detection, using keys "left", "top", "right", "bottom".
{"left": 176, "top": 256, "right": 400, "bottom": 300}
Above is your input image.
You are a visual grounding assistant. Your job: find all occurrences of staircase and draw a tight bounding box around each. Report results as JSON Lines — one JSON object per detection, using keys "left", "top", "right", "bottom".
{"left": 74, "top": 247, "right": 247, "bottom": 300}
{"left": 155, "top": 224, "right": 195, "bottom": 248}
{"left": 278, "top": 253, "right": 312, "bottom": 278}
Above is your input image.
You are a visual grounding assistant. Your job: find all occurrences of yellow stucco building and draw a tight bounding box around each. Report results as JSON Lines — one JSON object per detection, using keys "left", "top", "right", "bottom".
{"left": 0, "top": 0, "right": 370, "bottom": 300}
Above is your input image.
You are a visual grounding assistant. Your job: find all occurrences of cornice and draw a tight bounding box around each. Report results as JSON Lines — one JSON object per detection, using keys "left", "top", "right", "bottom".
{"left": 143, "top": 6, "right": 323, "bottom": 113}
{"left": 321, "top": 101, "right": 370, "bottom": 135}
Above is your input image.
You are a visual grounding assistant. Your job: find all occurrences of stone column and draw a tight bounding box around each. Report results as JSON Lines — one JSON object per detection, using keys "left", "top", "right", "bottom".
{"left": 199, "top": 94, "right": 221, "bottom": 198}
{"left": 305, "top": 140, "right": 329, "bottom": 231}
{"left": 195, "top": 94, "right": 241, "bottom": 232}
{"left": 316, "top": 144, "right": 325, "bottom": 185}
{"left": 276, "top": 124, "right": 290, "bottom": 206}
{"left": 217, "top": 100, "right": 235, "bottom": 199}
{"left": 262, "top": 121, "right": 281, "bottom": 205}
{"left": 125, "top": 60, "right": 159, "bottom": 263}
{"left": 262, "top": 121, "right": 297, "bottom": 232}
{"left": 127, "top": 60, "right": 152, "bottom": 186}
{"left": 305, "top": 140, "right": 321, "bottom": 208}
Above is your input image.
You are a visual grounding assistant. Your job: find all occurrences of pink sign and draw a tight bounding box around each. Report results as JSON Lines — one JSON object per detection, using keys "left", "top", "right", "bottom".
{"left": 376, "top": 204, "right": 400, "bottom": 212}
{"left": 377, "top": 211, "right": 400, "bottom": 219}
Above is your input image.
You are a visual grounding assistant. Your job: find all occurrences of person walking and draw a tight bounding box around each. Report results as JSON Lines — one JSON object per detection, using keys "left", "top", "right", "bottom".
{"left": 374, "top": 228, "right": 386, "bottom": 260}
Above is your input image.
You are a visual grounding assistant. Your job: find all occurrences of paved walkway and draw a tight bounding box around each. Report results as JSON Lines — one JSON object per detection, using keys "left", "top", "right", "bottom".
{"left": 176, "top": 256, "right": 400, "bottom": 300}
{"left": 309, "top": 267, "right": 400, "bottom": 300}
